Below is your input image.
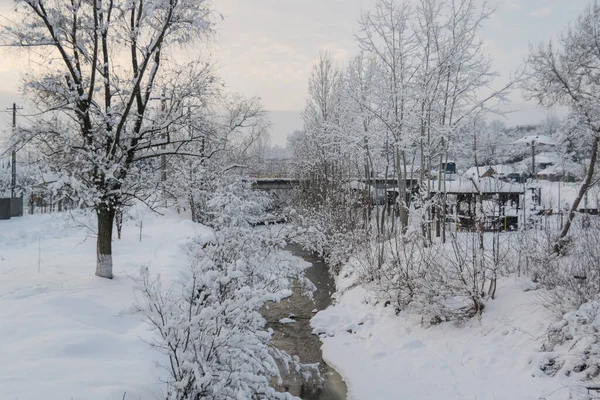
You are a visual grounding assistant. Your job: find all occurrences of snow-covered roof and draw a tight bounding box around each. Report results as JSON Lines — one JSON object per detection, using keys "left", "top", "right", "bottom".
{"left": 513, "top": 135, "right": 556, "bottom": 146}
{"left": 531, "top": 181, "right": 600, "bottom": 211}
{"left": 491, "top": 164, "right": 528, "bottom": 175}
{"left": 443, "top": 177, "right": 479, "bottom": 193}
{"left": 433, "top": 176, "right": 524, "bottom": 194}
{"left": 536, "top": 160, "right": 585, "bottom": 178}
{"left": 476, "top": 177, "right": 524, "bottom": 194}
{"left": 537, "top": 164, "right": 559, "bottom": 175}
{"left": 463, "top": 164, "right": 528, "bottom": 180}
{"left": 463, "top": 166, "right": 494, "bottom": 179}
{"left": 522, "top": 151, "right": 560, "bottom": 166}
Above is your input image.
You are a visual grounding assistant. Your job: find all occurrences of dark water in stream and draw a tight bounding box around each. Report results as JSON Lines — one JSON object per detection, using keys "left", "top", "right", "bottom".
{"left": 263, "top": 244, "right": 348, "bottom": 400}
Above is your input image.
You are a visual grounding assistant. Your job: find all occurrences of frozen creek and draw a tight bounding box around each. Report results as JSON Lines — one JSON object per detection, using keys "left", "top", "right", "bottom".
{"left": 263, "top": 244, "right": 348, "bottom": 399}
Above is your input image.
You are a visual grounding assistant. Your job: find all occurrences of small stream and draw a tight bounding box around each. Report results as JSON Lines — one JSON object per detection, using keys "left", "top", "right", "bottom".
{"left": 263, "top": 244, "right": 348, "bottom": 400}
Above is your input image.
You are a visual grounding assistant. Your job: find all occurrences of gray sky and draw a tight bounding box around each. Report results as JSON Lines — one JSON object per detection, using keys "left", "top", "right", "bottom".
{"left": 0, "top": 0, "right": 592, "bottom": 146}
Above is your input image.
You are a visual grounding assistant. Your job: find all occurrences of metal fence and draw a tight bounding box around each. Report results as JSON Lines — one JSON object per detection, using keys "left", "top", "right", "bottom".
{"left": 27, "top": 194, "right": 77, "bottom": 215}
{"left": 0, "top": 192, "right": 76, "bottom": 219}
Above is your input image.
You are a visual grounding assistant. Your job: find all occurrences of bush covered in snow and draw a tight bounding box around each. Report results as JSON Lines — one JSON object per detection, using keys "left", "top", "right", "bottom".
{"left": 136, "top": 178, "right": 318, "bottom": 399}
{"left": 514, "top": 218, "right": 600, "bottom": 391}
{"left": 287, "top": 185, "right": 366, "bottom": 274}
{"left": 539, "top": 300, "right": 600, "bottom": 381}
{"left": 351, "top": 229, "right": 512, "bottom": 322}
{"left": 519, "top": 219, "right": 600, "bottom": 316}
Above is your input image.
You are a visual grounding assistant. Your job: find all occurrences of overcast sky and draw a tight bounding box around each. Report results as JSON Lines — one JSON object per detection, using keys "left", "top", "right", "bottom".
{"left": 0, "top": 0, "right": 593, "bottom": 146}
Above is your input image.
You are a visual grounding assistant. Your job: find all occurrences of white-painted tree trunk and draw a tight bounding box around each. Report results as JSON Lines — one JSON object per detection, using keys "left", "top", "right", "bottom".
{"left": 95, "top": 253, "right": 113, "bottom": 279}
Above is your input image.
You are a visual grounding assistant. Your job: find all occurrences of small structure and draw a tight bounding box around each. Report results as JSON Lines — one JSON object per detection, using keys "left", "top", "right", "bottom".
{"left": 536, "top": 164, "right": 580, "bottom": 182}
{"left": 464, "top": 164, "right": 528, "bottom": 182}
{"left": 521, "top": 151, "right": 560, "bottom": 173}
{"left": 491, "top": 164, "right": 528, "bottom": 182}
{"left": 0, "top": 196, "right": 23, "bottom": 219}
{"left": 532, "top": 181, "right": 600, "bottom": 215}
{"left": 0, "top": 198, "right": 11, "bottom": 219}
{"left": 432, "top": 176, "right": 524, "bottom": 231}
{"left": 464, "top": 166, "right": 496, "bottom": 179}
{"left": 442, "top": 161, "right": 457, "bottom": 174}
{"left": 10, "top": 197, "right": 23, "bottom": 217}
{"left": 428, "top": 161, "right": 458, "bottom": 178}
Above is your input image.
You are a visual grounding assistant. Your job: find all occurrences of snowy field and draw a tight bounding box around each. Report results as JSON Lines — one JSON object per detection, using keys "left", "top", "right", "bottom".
{"left": 0, "top": 210, "right": 584, "bottom": 400}
{"left": 0, "top": 209, "right": 214, "bottom": 400}
{"left": 312, "top": 262, "right": 574, "bottom": 400}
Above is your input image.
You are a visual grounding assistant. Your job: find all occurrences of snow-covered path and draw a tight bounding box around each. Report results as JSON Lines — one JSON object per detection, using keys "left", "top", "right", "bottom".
{"left": 0, "top": 210, "right": 212, "bottom": 400}
{"left": 312, "top": 266, "right": 572, "bottom": 400}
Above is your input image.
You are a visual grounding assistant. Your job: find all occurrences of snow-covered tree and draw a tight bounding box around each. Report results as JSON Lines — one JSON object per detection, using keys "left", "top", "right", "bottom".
{"left": 3, "top": 0, "right": 216, "bottom": 278}
{"left": 136, "top": 178, "right": 318, "bottom": 399}
{"left": 355, "top": 0, "right": 419, "bottom": 231}
{"left": 287, "top": 0, "right": 516, "bottom": 318}
{"left": 348, "top": 0, "right": 509, "bottom": 238}
{"left": 163, "top": 94, "right": 270, "bottom": 224}
{"left": 523, "top": 2, "right": 600, "bottom": 244}
{"left": 297, "top": 51, "right": 347, "bottom": 202}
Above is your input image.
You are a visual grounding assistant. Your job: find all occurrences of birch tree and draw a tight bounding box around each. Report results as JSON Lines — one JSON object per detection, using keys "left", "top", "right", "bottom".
{"left": 428, "top": 0, "right": 500, "bottom": 241}
{"left": 3, "top": 0, "right": 215, "bottom": 278}
{"left": 344, "top": 52, "right": 384, "bottom": 226}
{"left": 356, "top": 0, "right": 419, "bottom": 232}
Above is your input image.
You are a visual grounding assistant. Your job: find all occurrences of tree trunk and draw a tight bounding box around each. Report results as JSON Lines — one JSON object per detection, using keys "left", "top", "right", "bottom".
{"left": 96, "top": 205, "right": 115, "bottom": 279}
{"left": 115, "top": 209, "right": 123, "bottom": 240}
{"left": 557, "top": 135, "right": 600, "bottom": 247}
{"left": 189, "top": 192, "right": 197, "bottom": 223}
{"left": 396, "top": 149, "right": 409, "bottom": 233}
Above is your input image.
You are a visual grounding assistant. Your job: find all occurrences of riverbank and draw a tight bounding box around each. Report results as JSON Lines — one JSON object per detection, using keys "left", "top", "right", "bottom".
{"left": 311, "top": 260, "right": 572, "bottom": 400}
{"left": 0, "top": 210, "right": 347, "bottom": 399}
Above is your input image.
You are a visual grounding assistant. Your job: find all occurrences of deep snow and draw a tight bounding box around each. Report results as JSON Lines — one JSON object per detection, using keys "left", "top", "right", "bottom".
{"left": 1, "top": 210, "right": 585, "bottom": 400}
{"left": 311, "top": 261, "right": 576, "bottom": 400}
{"left": 0, "top": 209, "right": 215, "bottom": 400}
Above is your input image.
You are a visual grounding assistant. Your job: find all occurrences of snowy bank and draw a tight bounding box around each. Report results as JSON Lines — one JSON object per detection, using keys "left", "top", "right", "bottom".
{"left": 311, "top": 264, "right": 572, "bottom": 400}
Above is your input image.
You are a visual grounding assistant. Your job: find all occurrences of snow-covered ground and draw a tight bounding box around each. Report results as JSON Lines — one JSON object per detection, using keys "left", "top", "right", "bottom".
{"left": 532, "top": 180, "right": 600, "bottom": 212}
{"left": 312, "top": 262, "right": 573, "bottom": 400}
{"left": 1, "top": 208, "right": 584, "bottom": 400}
{"left": 0, "top": 209, "right": 213, "bottom": 400}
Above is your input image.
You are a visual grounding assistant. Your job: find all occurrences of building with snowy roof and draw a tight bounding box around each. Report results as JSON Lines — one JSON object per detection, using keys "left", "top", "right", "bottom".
{"left": 431, "top": 176, "right": 524, "bottom": 231}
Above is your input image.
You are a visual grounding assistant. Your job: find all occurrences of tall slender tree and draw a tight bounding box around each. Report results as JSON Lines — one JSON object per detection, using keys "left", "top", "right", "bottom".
{"left": 356, "top": 0, "right": 419, "bottom": 232}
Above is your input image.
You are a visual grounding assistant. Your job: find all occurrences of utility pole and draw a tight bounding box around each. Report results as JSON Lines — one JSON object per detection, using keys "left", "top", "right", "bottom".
{"left": 11, "top": 103, "right": 16, "bottom": 198}
{"left": 531, "top": 139, "right": 536, "bottom": 180}
{"left": 6, "top": 103, "right": 22, "bottom": 198}
{"left": 160, "top": 90, "right": 167, "bottom": 182}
